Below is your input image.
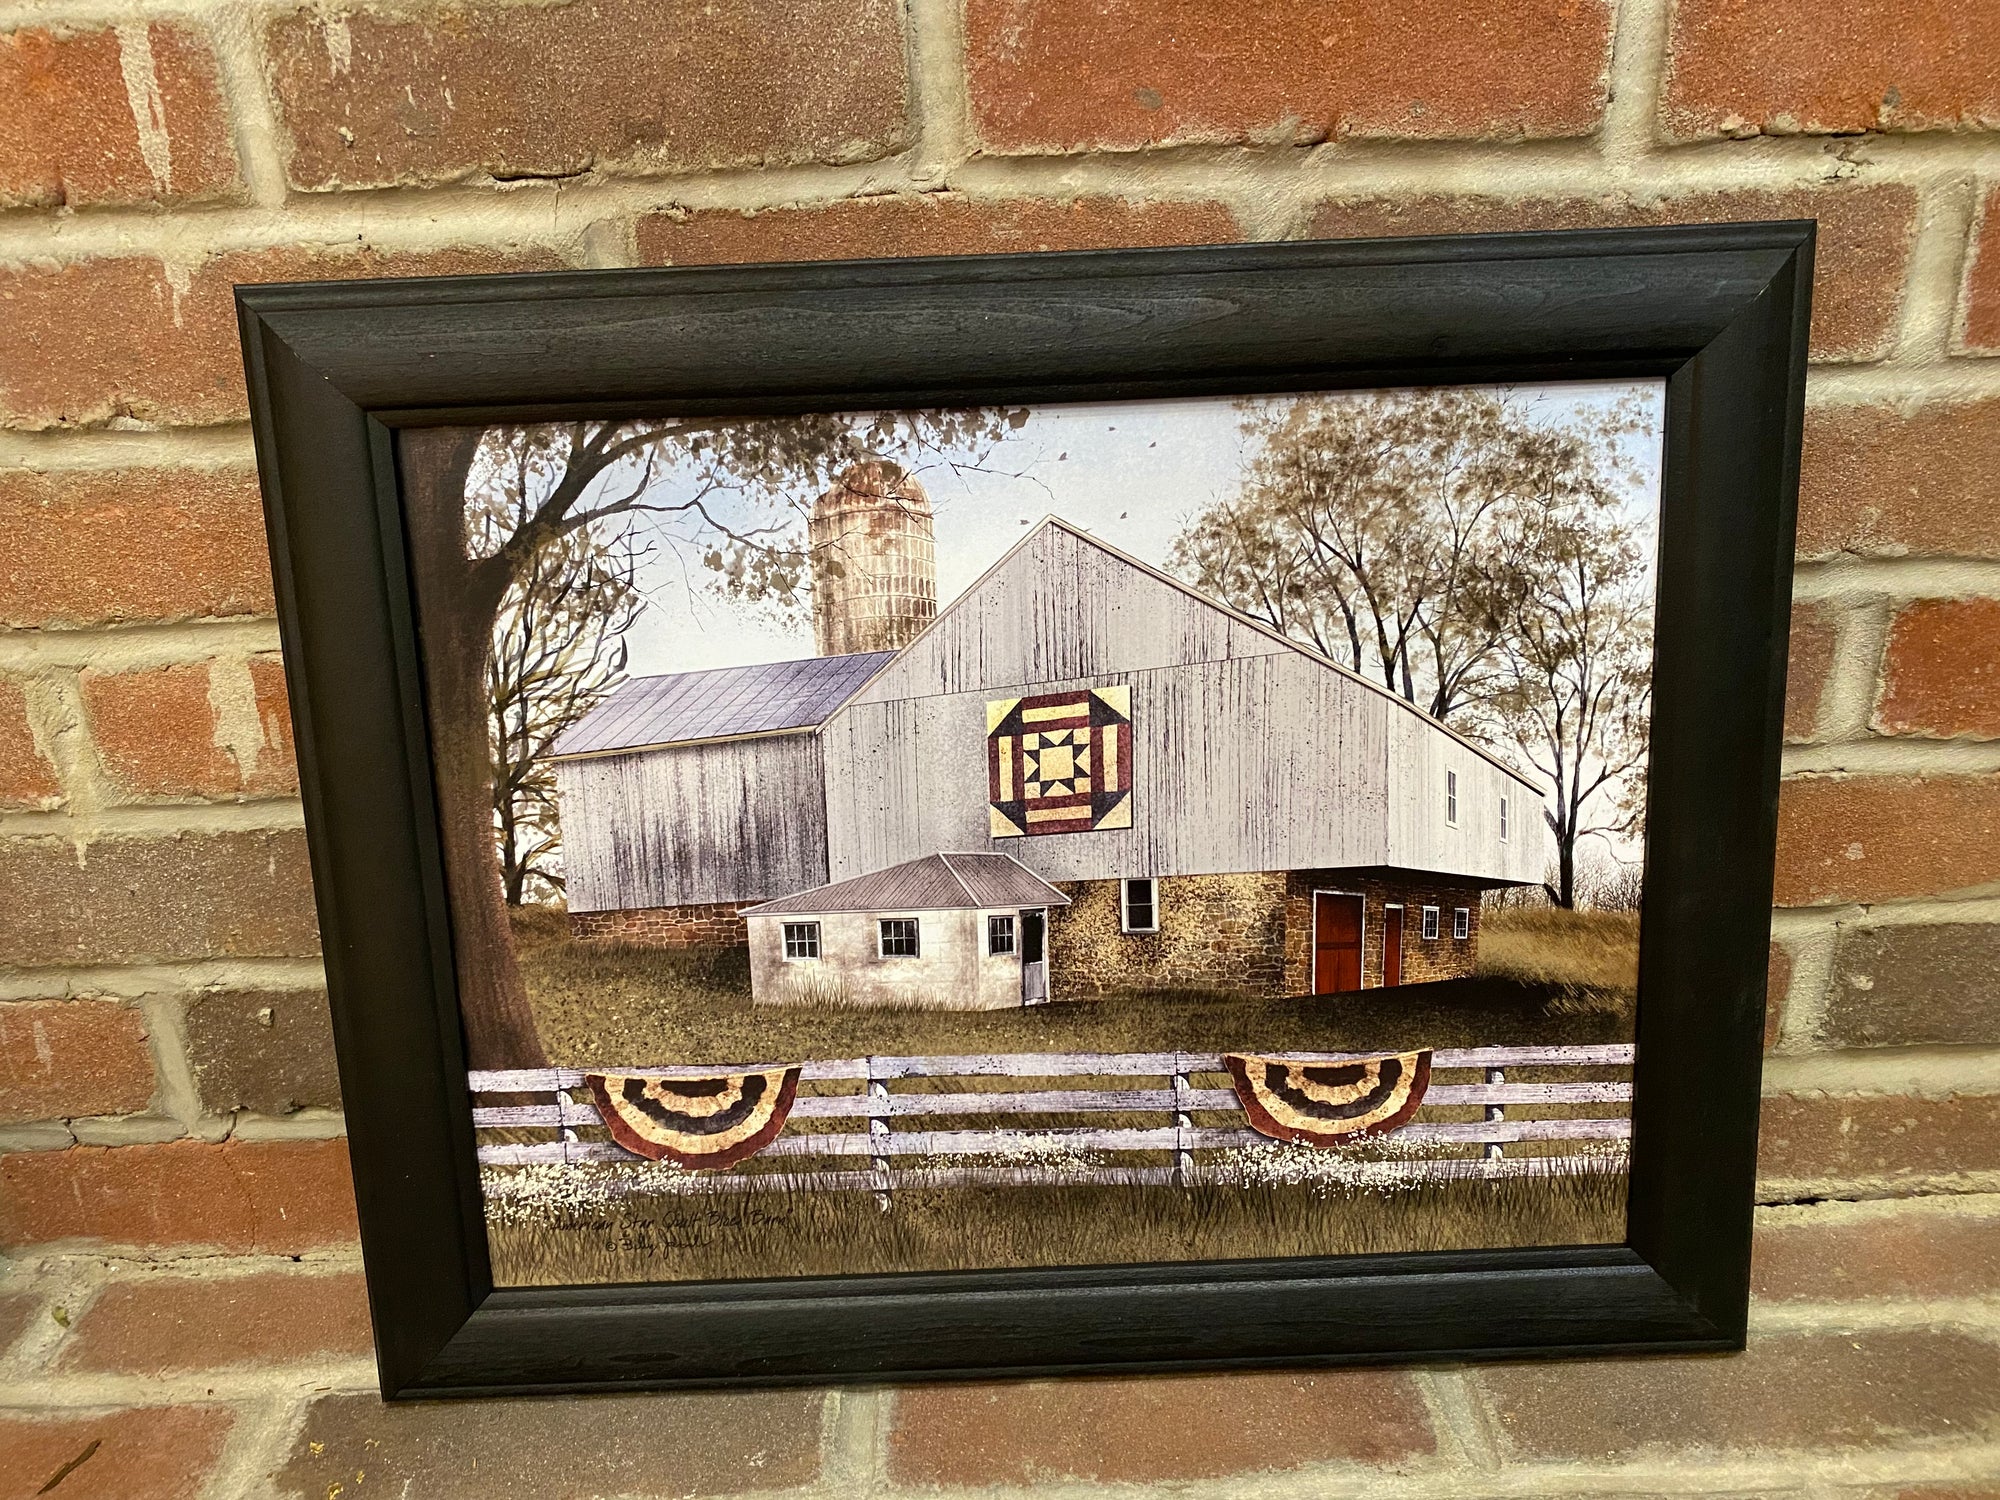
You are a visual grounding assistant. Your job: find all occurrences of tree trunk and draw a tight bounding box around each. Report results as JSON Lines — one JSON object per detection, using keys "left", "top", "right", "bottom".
{"left": 401, "top": 429, "right": 549, "bottom": 1069}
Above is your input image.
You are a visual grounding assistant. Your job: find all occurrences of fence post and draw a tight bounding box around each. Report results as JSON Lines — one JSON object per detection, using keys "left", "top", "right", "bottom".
{"left": 868, "top": 1058, "right": 892, "bottom": 1211}
{"left": 1484, "top": 1067, "right": 1505, "bottom": 1161}
{"left": 1171, "top": 1060, "right": 1195, "bottom": 1188}
{"left": 556, "top": 1087, "right": 580, "bottom": 1165}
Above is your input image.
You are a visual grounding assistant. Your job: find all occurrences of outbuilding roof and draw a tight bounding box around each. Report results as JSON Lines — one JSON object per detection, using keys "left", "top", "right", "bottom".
{"left": 741, "top": 853, "right": 1071, "bottom": 917}
{"left": 550, "top": 650, "right": 896, "bottom": 760}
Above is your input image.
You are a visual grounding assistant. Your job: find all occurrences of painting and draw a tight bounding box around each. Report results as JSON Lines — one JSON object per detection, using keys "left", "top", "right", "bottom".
{"left": 398, "top": 378, "right": 1666, "bottom": 1289}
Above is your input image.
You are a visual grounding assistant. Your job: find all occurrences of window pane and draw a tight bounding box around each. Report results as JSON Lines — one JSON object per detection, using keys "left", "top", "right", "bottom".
{"left": 782, "top": 922, "right": 819, "bottom": 959}
{"left": 880, "top": 918, "right": 919, "bottom": 957}
{"left": 988, "top": 915, "right": 1016, "bottom": 955}
{"left": 1422, "top": 906, "right": 1440, "bottom": 940}
{"left": 1453, "top": 907, "right": 1470, "bottom": 940}
{"left": 1123, "top": 878, "right": 1156, "bottom": 932}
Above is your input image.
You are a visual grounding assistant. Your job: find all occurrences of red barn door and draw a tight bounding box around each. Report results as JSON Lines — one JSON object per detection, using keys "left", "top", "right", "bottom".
{"left": 1312, "top": 893, "right": 1364, "bottom": 994}
{"left": 1383, "top": 905, "right": 1404, "bottom": 987}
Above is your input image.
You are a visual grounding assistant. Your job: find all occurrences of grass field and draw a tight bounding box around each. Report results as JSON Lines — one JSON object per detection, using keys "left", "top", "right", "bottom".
{"left": 512, "top": 904, "right": 1635, "bottom": 1068}
{"left": 485, "top": 1159, "right": 1629, "bottom": 1285}
{"left": 488, "top": 901, "right": 1636, "bottom": 1286}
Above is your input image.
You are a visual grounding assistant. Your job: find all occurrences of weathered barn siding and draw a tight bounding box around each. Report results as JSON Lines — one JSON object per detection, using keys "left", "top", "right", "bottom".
{"left": 554, "top": 732, "right": 829, "bottom": 913}
{"left": 822, "top": 525, "right": 1546, "bottom": 887}
{"left": 845, "top": 523, "right": 1291, "bottom": 705}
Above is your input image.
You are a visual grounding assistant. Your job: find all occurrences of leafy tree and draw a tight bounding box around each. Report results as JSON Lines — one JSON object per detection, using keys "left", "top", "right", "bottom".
{"left": 1173, "top": 387, "right": 1657, "bottom": 908}
{"left": 1173, "top": 388, "right": 1646, "bottom": 725}
{"left": 402, "top": 412, "right": 1019, "bottom": 1068}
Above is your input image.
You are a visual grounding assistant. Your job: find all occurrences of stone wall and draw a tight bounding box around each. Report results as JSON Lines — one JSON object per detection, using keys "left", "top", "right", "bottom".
{"left": 568, "top": 901, "right": 748, "bottom": 949}
{"left": 1047, "top": 873, "right": 1289, "bottom": 999}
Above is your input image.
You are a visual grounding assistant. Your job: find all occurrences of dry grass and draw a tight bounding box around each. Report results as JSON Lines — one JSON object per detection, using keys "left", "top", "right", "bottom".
{"left": 515, "top": 936, "right": 1632, "bottom": 1068}
{"left": 1475, "top": 906, "right": 1640, "bottom": 1016}
{"left": 485, "top": 1164, "right": 1629, "bottom": 1285}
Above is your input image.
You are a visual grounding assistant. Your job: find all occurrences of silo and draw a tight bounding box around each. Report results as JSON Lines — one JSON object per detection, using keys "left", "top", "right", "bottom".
{"left": 809, "top": 461, "right": 938, "bottom": 656}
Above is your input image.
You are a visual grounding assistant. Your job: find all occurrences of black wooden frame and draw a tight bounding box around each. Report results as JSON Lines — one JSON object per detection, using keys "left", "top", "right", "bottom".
{"left": 238, "top": 224, "right": 1811, "bottom": 1398}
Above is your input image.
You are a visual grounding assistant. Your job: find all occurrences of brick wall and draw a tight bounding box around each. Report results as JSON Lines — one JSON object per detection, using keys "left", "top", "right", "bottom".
{"left": 3, "top": 0, "right": 1998, "bottom": 1493}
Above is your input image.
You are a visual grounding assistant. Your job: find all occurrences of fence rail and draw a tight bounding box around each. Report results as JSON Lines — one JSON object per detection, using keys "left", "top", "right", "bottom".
{"left": 471, "top": 1045, "right": 1634, "bottom": 1195}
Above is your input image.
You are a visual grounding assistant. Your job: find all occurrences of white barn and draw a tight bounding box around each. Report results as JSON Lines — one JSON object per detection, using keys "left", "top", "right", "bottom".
{"left": 551, "top": 518, "right": 1548, "bottom": 1002}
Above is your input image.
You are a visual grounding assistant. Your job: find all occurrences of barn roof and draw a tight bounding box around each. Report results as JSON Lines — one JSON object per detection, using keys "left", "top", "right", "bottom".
{"left": 741, "top": 853, "right": 1071, "bottom": 916}
{"left": 549, "top": 650, "right": 897, "bottom": 760}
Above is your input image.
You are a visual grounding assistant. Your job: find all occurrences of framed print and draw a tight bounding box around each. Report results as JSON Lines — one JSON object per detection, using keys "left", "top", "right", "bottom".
{"left": 238, "top": 223, "right": 1811, "bottom": 1397}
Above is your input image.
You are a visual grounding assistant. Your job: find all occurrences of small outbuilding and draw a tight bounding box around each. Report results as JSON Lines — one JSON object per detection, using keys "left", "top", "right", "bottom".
{"left": 740, "top": 853, "right": 1070, "bottom": 1010}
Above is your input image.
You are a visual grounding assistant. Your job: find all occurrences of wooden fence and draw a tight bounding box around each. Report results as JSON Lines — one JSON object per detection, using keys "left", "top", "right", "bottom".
{"left": 470, "top": 1045, "right": 1633, "bottom": 1196}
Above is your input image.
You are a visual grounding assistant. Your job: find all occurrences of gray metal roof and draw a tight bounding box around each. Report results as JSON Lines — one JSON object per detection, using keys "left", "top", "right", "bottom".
{"left": 550, "top": 651, "right": 896, "bottom": 759}
{"left": 742, "top": 853, "right": 1071, "bottom": 916}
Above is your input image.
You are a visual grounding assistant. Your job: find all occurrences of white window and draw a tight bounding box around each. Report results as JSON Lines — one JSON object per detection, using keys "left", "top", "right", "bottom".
{"left": 782, "top": 921, "right": 820, "bottom": 960}
{"left": 1121, "top": 878, "right": 1158, "bottom": 933}
{"left": 988, "top": 914, "right": 1016, "bottom": 956}
{"left": 1499, "top": 795, "right": 1509, "bottom": 843}
{"left": 1453, "top": 907, "right": 1470, "bottom": 940}
{"left": 1421, "top": 905, "right": 1440, "bottom": 941}
{"left": 878, "top": 918, "right": 920, "bottom": 957}
{"left": 1446, "top": 769, "right": 1459, "bottom": 826}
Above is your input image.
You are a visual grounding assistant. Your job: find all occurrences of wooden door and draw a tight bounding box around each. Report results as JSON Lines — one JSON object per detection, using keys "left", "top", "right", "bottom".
{"left": 1382, "top": 906, "right": 1404, "bottom": 987}
{"left": 1311, "top": 893, "right": 1364, "bottom": 994}
{"left": 1019, "top": 908, "right": 1048, "bottom": 1005}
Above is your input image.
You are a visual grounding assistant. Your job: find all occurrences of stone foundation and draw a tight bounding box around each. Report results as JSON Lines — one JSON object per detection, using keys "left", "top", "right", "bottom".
{"left": 1281, "top": 871, "right": 1485, "bottom": 993}
{"left": 568, "top": 901, "right": 748, "bottom": 949}
{"left": 1047, "top": 873, "right": 1288, "bottom": 999}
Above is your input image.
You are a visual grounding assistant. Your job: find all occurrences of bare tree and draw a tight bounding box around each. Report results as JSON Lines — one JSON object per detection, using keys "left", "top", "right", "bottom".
{"left": 402, "top": 411, "right": 1021, "bottom": 1068}
{"left": 1493, "top": 498, "right": 1654, "bottom": 909}
{"left": 475, "top": 437, "right": 645, "bottom": 906}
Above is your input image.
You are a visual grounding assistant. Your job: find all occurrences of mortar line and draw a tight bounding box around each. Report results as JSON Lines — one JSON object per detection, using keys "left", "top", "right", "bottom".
{"left": 1895, "top": 175, "right": 1982, "bottom": 364}
{"left": 1596, "top": 0, "right": 1672, "bottom": 173}
{"left": 3, "top": 131, "right": 1999, "bottom": 264}
{"left": 137, "top": 990, "right": 209, "bottom": 1129}
{"left": 903, "top": 0, "right": 971, "bottom": 186}
{"left": 1813, "top": 598, "right": 1891, "bottom": 741}
{"left": 1414, "top": 1367, "right": 1503, "bottom": 1471}
{"left": 1953, "top": 187, "right": 1995, "bottom": 355}
{"left": 1772, "top": 918, "right": 1839, "bottom": 1055}
{"left": 0, "top": 797, "right": 306, "bottom": 839}
{"left": 0, "top": 956, "right": 327, "bottom": 1001}
{"left": 0, "top": 618, "right": 284, "bottom": 672}
{"left": 200, "top": 0, "right": 292, "bottom": 208}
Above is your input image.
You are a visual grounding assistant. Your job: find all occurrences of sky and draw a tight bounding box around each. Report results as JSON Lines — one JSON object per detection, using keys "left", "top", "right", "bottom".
{"left": 608, "top": 379, "right": 1666, "bottom": 678}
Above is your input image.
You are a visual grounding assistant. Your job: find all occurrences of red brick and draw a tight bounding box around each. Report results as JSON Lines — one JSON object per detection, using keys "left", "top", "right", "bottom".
{"left": 0, "top": 1139, "right": 357, "bottom": 1252}
{"left": 275, "top": 1388, "right": 824, "bottom": 1499}
{"left": 1765, "top": 941, "right": 1792, "bottom": 1051}
{"left": 1753, "top": 1202, "right": 2000, "bottom": 1301}
{"left": 1758, "top": 1093, "right": 2000, "bottom": 1192}
{"left": 183, "top": 987, "right": 341, "bottom": 1116}
{"left": 0, "top": 676, "right": 60, "bottom": 808}
{"left": 1799, "top": 401, "right": 2000, "bottom": 557}
{"left": 0, "top": 1000, "right": 154, "bottom": 1122}
{"left": 1475, "top": 1329, "right": 2000, "bottom": 1459}
{"left": 0, "top": 1290, "right": 39, "bottom": 1353}
{"left": 0, "top": 244, "right": 562, "bottom": 430}
{"left": 0, "top": 1405, "right": 233, "bottom": 1500}
{"left": 265, "top": 0, "right": 906, "bottom": 192}
{"left": 1877, "top": 598, "right": 2000, "bottom": 739}
{"left": 966, "top": 0, "right": 1612, "bottom": 152}
{"left": 1785, "top": 603, "right": 1838, "bottom": 742}
{"left": 1774, "top": 774, "right": 2000, "bottom": 906}
{"left": 81, "top": 658, "right": 296, "bottom": 800}
{"left": 0, "top": 468, "right": 275, "bottom": 626}
{"left": 0, "top": 830, "right": 320, "bottom": 967}
{"left": 1306, "top": 184, "right": 1916, "bottom": 363}
{"left": 60, "top": 1270, "right": 372, "bottom": 1372}
{"left": 1663, "top": 0, "right": 2000, "bottom": 140}
{"left": 1824, "top": 922, "right": 2000, "bottom": 1048}
{"left": 888, "top": 1370, "right": 1435, "bottom": 1484}
{"left": 0, "top": 23, "right": 239, "bottom": 210}
{"left": 1965, "top": 187, "right": 2000, "bottom": 353}
{"left": 640, "top": 195, "right": 1245, "bottom": 266}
